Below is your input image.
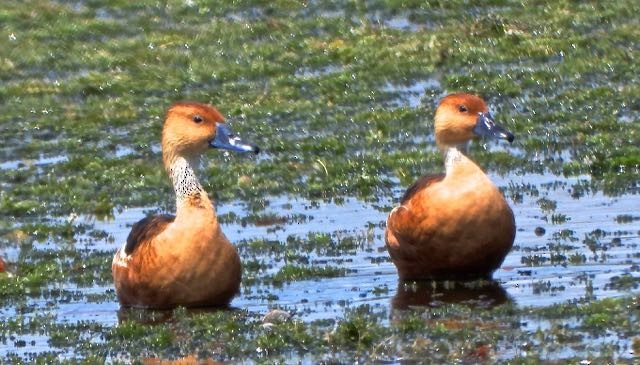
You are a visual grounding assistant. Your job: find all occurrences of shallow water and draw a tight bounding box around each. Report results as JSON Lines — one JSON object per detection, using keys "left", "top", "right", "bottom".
{"left": 2, "top": 169, "right": 638, "bottom": 361}
{"left": 4, "top": 171, "right": 638, "bottom": 327}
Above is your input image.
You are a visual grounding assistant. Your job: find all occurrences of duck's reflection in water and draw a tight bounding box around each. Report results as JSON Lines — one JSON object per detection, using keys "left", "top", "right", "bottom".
{"left": 391, "top": 279, "right": 511, "bottom": 310}
{"left": 116, "top": 306, "right": 238, "bottom": 325}
{"left": 142, "top": 355, "right": 223, "bottom": 365}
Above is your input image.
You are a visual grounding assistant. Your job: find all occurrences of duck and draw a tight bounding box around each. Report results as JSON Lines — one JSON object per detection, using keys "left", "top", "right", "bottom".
{"left": 385, "top": 93, "right": 515, "bottom": 280}
{"left": 112, "top": 101, "right": 259, "bottom": 309}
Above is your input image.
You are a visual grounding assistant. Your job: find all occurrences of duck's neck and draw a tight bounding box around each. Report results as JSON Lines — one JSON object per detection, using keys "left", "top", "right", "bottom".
{"left": 443, "top": 143, "right": 469, "bottom": 176}
{"left": 168, "top": 156, "right": 212, "bottom": 213}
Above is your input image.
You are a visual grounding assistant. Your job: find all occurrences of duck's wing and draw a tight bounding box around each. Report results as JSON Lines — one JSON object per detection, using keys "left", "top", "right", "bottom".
{"left": 386, "top": 173, "right": 445, "bottom": 246}
{"left": 125, "top": 214, "right": 175, "bottom": 255}
{"left": 400, "top": 173, "right": 445, "bottom": 205}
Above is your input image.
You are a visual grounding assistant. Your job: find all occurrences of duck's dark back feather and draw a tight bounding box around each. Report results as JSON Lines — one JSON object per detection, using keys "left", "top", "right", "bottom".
{"left": 125, "top": 214, "right": 175, "bottom": 255}
{"left": 400, "top": 173, "right": 445, "bottom": 204}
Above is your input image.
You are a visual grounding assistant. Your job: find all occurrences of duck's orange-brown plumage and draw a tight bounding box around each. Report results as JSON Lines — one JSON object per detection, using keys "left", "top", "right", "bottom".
{"left": 385, "top": 93, "right": 516, "bottom": 280}
{"left": 112, "top": 102, "right": 258, "bottom": 309}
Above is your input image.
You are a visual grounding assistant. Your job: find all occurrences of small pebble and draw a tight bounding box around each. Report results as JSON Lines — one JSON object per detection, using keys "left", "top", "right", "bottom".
{"left": 262, "top": 309, "right": 291, "bottom": 324}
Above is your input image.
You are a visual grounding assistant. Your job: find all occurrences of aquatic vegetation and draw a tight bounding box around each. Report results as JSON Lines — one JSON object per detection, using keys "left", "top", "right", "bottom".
{"left": 4, "top": 296, "right": 637, "bottom": 363}
{"left": 1, "top": 0, "right": 639, "bottom": 362}
{"left": 1, "top": 0, "right": 639, "bottom": 217}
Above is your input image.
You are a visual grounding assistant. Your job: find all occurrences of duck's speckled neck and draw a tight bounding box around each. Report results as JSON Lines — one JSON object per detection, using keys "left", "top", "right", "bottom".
{"left": 169, "top": 156, "right": 205, "bottom": 206}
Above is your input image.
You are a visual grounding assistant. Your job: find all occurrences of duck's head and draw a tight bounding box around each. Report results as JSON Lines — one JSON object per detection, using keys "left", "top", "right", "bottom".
{"left": 434, "top": 93, "right": 514, "bottom": 149}
{"left": 162, "top": 102, "right": 259, "bottom": 165}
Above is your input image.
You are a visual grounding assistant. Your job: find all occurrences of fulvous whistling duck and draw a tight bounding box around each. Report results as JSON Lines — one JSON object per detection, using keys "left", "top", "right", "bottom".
{"left": 385, "top": 93, "right": 515, "bottom": 280}
{"left": 112, "top": 102, "right": 259, "bottom": 309}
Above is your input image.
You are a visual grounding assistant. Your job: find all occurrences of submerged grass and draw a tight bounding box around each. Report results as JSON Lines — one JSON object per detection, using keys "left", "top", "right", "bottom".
{"left": 1, "top": 0, "right": 639, "bottom": 218}
{"left": 2, "top": 296, "right": 638, "bottom": 363}
{"left": 1, "top": 0, "right": 639, "bottom": 363}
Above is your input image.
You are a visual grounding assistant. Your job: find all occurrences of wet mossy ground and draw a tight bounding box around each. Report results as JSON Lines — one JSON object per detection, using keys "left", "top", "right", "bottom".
{"left": 1, "top": 295, "right": 639, "bottom": 363}
{"left": 1, "top": 0, "right": 639, "bottom": 363}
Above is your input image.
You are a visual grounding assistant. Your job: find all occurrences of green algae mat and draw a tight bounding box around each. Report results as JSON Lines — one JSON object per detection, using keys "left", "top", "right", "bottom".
{"left": 1, "top": 0, "right": 639, "bottom": 363}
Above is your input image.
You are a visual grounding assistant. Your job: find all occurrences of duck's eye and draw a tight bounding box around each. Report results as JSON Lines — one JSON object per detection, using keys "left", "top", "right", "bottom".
{"left": 458, "top": 105, "right": 468, "bottom": 113}
{"left": 192, "top": 115, "right": 203, "bottom": 123}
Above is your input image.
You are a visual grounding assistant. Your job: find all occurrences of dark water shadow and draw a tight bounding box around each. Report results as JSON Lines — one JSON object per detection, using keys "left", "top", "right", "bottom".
{"left": 141, "top": 355, "right": 224, "bottom": 365}
{"left": 117, "top": 305, "right": 240, "bottom": 325}
{"left": 391, "top": 279, "right": 512, "bottom": 310}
